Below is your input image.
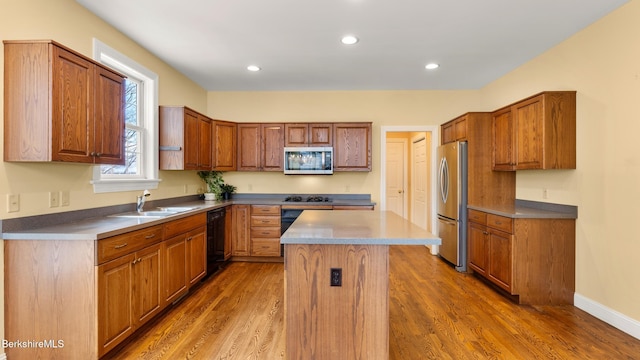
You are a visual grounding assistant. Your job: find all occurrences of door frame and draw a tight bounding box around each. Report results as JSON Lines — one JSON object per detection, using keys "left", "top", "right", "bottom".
{"left": 380, "top": 125, "right": 439, "bottom": 254}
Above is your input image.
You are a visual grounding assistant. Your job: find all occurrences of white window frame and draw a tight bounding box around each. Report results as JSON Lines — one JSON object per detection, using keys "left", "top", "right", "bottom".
{"left": 91, "top": 39, "right": 161, "bottom": 193}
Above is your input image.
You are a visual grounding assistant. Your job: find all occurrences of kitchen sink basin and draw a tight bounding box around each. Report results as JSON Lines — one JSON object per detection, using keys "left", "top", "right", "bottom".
{"left": 156, "top": 206, "right": 197, "bottom": 212}
{"left": 110, "top": 206, "right": 197, "bottom": 219}
{"left": 110, "top": 210, "right": 178, "bottom": 218}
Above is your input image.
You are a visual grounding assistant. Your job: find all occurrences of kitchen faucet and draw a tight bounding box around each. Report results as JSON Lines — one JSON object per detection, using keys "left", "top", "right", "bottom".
{"left": 137, "top": 190, "right": 151, "bottom": 213}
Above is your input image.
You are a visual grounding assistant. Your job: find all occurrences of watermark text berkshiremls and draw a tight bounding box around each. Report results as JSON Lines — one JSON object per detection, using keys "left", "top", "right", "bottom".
{"left": 3, "top": 339, "right": 65, "bottom": 349}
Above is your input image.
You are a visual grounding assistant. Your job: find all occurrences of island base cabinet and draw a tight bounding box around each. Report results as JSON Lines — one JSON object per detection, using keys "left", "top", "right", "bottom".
{"left": 284, "top": 244, "right": 389, "bottom": 360}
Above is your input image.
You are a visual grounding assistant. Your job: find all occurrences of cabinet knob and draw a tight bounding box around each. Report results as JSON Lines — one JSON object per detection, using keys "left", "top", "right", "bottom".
{"left": 95, "top": 152, "right": 102, "bottom": 157}
{"left": 90, "top": 151, "right": 97, "bottom": 156}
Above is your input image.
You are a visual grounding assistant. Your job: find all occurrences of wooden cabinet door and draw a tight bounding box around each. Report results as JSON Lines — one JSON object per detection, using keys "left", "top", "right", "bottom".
{"left": 309, "top": 123, "right": 333, "bottom": 146}
{"left": 232, "top": 205, "right": 251, "bottom": 256}
{"left": 199, "top": 115, "right": 213, "bottom": 169}
{"left": 51, "top": 45, "right": 94, "bottom": 163}
{"left": 163, "top": 235, "right": 188, "bottom": 304}
{"left": 213, "top": 121, "right": 237, "bottom": 171}
{"left": 468, "top": 222, "right": 489, "bottom": 276}
{"left": 186, "top": 226, "right": 207, "bottom": 286}
{"left": 262, "top": 123, "right": 284, "bottom": 171}
{"left": 284, "top": 123, "right": 309, "bottom": 147}
{"left": 132, "top": 244, "right": 162, "bottom": 326}
{"left": 454, "top": 117, "right": 467, "bottom": 141}
{"left": 93, "top": 66, "right": 125, "bottom": 165}
{"left": 492, "top": 108, "right": 514, "bottom": 170}
{"left": 184, "top": 110, "right": 200, "bottom": 170}
{"left": 224, "top": 207, "right": 233, "bottom": 260}
{"left": 441, "top": 122, "right": 454, "bottom": 144}
{"left": 488, "top": 229, "right": 514, "bottom": 292}
{"left": 98, "top": 254, "right": 134, "bottom": 356}
{"left": 513, "top": 96, "right": 543, "bottom": 170}
{"left": 334, "top": 122, "right": 372, "bottom": 171}
{"left": 237, "top": 123, "right": 261, "bottom": 170}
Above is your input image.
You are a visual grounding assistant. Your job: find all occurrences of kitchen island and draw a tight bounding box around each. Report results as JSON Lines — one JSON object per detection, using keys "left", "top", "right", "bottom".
{"left": 280, "top": 210, "right": 441, "bottom": 360}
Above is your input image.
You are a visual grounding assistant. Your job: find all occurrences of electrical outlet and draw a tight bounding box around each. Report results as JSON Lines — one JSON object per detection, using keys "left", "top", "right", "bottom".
{"left": 345, "top": 185, "right": 351, "bottom": 192}
{"left": 7, "top": 194, "right": 20, "bottom": 212}
{"left": 49, "top": 191, "right": 60, "bottom": 207}
{"left": 542, "top": 188, "right": 548, "bottom": 199}
{"left": 248, "top": 184, "right": 253, "bottom": 191}
{"left": 61, "top": 191, "right": 70, "bottom": 206}
{"left": 330, "top": 268, "right": 342, "bottom": 287}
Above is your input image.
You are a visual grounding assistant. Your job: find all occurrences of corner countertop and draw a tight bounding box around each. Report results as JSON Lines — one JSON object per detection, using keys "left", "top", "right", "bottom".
{"left": 280, "top": 210, "right": 441, "bottom": 246}
{"left": 467, "top": 199, "right": 578, "bottom": 219}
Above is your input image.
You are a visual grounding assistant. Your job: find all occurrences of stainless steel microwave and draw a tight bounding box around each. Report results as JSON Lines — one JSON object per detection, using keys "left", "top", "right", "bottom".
{"left": 284, "top": 147, "right": 333, "bottom": 175}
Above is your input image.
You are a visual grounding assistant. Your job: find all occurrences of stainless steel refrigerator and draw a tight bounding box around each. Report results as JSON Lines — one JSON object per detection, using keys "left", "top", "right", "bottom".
{"left": 436, "top": 141, "right": 468, "bottom": 272}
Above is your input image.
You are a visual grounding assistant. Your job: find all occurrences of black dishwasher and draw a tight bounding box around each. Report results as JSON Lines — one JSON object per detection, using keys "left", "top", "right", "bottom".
{"left": 206, "top": 208, "right": 226, "bottom": 276}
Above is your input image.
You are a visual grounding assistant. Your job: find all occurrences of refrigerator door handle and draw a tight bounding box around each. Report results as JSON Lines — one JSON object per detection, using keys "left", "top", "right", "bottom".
{"left": 439, "top": 157, "right": 449, "bottom": 203}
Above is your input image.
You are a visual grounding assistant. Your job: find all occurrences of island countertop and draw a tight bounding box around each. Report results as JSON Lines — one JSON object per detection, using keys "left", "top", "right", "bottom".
{"left": 280, "top": 210, "right": 441, "bottom": 245}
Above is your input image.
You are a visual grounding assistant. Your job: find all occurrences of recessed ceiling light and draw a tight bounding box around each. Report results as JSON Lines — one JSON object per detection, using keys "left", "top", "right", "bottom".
{"left": 425, "top": 63, "right": 439, "bottom": 70}
{"left": 341, "top": 35, "right": 359, "bottom": 45}
{"left": 247, "top": 65, "right": 261, "bottom": 72}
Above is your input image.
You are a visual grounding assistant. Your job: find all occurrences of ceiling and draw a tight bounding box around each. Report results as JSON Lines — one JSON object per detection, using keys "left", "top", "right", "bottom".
{"left": 76, "top": 0, "right": 628, "bottom": 91}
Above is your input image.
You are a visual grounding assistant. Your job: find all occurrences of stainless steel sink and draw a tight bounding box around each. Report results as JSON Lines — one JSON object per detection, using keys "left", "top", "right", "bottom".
{"left": 110, "top": 210, "right": 178, "bottom": 218}
{"left": 110, "top": 206, "right": 197, "bottom": 218}
{"left": 156, "top": 206, "right": 197, "bottom": 212}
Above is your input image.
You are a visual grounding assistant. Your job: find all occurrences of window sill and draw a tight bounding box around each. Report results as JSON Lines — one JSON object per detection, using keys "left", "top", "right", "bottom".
{"left": 91, "top": 179, "right": 161, "bottom": 193}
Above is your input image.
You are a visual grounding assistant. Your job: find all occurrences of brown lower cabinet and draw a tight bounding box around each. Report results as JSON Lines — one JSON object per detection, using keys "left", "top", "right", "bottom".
{"left": 4, "top": 212, "right": 209, "bottom": 359}
{"left": 467, "top": 209, "right": 575, "bottom": 305}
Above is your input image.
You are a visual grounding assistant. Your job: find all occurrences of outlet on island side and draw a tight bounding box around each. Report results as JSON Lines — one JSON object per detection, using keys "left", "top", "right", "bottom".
{"left": 330, "top": 268, "right": 342, "bottom": 287}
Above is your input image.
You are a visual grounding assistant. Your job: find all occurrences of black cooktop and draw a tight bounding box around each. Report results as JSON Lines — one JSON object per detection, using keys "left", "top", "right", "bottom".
{"left": 284, "top": 195, "right": 332, "bottom": 202}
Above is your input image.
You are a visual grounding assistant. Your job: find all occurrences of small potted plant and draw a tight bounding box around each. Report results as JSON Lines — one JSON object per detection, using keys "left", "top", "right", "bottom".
{"left": 197, "top": 170, "right": 224, "bottom": 201}
{"left": 219, "top": 183, "right": 237, "bottom": 200}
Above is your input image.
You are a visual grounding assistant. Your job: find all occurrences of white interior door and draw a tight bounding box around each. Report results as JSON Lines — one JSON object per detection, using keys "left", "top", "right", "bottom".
{"left": 411, "top": 135, "right": 429, "bottom": 230}
{"left": 385, "top": 139, "right": 407, "bottom": 218}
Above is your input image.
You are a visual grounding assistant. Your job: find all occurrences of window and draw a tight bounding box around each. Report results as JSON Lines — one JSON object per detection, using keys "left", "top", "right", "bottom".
{"left": 91, "top": 39, "right": 161, "bottom": 193}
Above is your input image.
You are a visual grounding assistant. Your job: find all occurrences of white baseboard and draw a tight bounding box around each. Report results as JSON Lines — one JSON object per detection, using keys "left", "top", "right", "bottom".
{"left": 574, "top": 293, "right": 640, "bottom": 340}
{"left": 0, "top": 352, "right": 7, "bottom": 360}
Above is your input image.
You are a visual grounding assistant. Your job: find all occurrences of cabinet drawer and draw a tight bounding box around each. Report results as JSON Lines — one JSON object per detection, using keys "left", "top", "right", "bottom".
{"left": 164, "top": 213, "right": 206, "bottom": 239}
{"left": 251, "top": 227, "right": 281, "bottom": 238}
{"left": 98, "top": 225, "right": 163, "bottom": 264}
{"left": 251, "top": 215, "right": 281, "bottom": 227}
{"left": 468, "top": 209, "right": 487, "bottom": 224}
{"left": 487, "top": 214, "right": 513, "bottom": 233}
{"left": 251, "top": 238, "right": 281, "bottom": 256}
{"left": 251, "top": 205, "right": 280, "bottom": 215}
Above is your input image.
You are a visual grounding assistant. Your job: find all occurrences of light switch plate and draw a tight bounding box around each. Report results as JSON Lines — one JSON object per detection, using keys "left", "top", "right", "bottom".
{"left": 61, "top": 191, "right": 70, "bottom": 206}
{"left": 49, "top": 191, "right": 60, "bottom": 208}
{"left": 7, "top": 194, "right": 20, "bottom": 212}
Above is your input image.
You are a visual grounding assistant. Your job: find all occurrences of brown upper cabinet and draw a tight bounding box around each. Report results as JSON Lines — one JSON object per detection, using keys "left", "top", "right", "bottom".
{"left": 237, "top": 123, "right": 284, "bottom": 171}
{"left": 441, "top": 116, "right": 468, "bottom": 144}
{"left": 4, "top": 40, "right": 125, "bottom": 164}
{"left": 284, "top": 123, "right": 333, "bottom": 147}
{"left": 333, "top": 122, "right": 372, "bottom": 171}
{"left": 212, "top": 120, "right": 237, "bottom": 171}
{"left": 492, "top": 91, "right": 576, "bottom": 171}
{"left": 159, "top": 106, "right": 212, "bottom": 170}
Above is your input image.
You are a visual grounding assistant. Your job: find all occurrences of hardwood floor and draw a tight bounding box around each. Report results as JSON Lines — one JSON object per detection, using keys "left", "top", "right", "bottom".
{"left": 106, "top": 246, "right": 640, "bottom": 359}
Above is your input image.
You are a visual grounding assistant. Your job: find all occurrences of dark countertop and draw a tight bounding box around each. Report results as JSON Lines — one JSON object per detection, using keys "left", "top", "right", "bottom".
{"left": 1, "top": 193, "right": 376, "bottom": 241}
{"left": 467, "top": 199, "right": 577, "bottom": 219}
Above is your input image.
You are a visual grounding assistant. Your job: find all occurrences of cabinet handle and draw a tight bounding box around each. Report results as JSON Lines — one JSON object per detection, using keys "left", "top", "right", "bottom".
{"left": 95, "top": 152, "right": 102, "bottom": 157}
{"left": 145, "top": 234, "right": 156, "bottom": 239}
{"left": 483, "top": 231, "right": 489, "bottom": 235}
{"left": 494, "top": 221, "right": 502, "bottom": 225}
{"left": 132, "top": 257, "right": 142, "bottom": 265}
{"left": 261, "top": 220, "right": 270, "bottom": 223}
{"left": 90, "top": 151, "right": 97, "bottom": 157}
{"left": 114, "top": 243, "right": 128, "bottom": 249}
{"left": 261, "top": 231, "right": 270, "bottom": 235}
{"left": 187, "top": 236, "right": 193, "bottom": 241}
